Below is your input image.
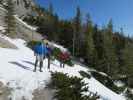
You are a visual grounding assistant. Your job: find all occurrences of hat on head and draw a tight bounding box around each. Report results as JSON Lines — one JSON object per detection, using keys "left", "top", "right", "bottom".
{"left": 44, "top": 39, "right": 49, "bottom": 44}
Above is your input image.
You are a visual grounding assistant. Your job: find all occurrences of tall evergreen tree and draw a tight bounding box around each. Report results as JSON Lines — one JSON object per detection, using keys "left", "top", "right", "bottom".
{"left": 48, "top": 3, "right": 53, "bottom": 15}
{"left": 5, "top": 0, "right": 16, "bottom": 38}
{"left": 84, "top": 13, "right": 95, "bottom": 67}
{"left": 121, "top": 41, "right": 133, "bottom": 76}
{"left": 53, "top": 14, "right": 59, "bottom": 41}
{"left": 113, "top": 28, "right": 126, "bottom": 74}
{"left": 103, "top": 19, "right": 119, "bottom": 76}
{"left": 73, "top": 6, "right": 82, "bottom": 56}
{"left": 92, "top": 24, "right": 105, "bottom": 70}
{"left": 58, "top": 21, "right": 73, "bottom": 50}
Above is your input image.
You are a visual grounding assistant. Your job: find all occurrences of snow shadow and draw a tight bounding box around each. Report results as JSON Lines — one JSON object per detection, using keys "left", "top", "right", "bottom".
{"left": 51, "top": 62, "right": 60, "bottom": 68}
{"left": 22, "top": 60, "right": 35, "bottom": 66}
{"left": 9, "top": 61, "right": 32, "bottom": 71}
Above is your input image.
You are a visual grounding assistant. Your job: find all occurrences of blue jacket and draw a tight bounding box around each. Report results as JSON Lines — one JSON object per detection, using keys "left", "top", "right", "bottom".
{"left": 34, "top": 43, "right": 48, "bottom": 55}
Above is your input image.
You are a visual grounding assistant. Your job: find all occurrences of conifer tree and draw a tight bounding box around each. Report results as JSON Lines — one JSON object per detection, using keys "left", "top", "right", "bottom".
{"left": 49, "top": 72, "right": 99, "bottom": 100}
{"left": 48, "top": 3, "right": 53, "bottom": 15}
{"left": 121, "top": 41, "right": 133, "bottom": 76}
{"left": 92, "top": 24, "right": 105, "bottom": 70}
{"left": 5, "top": 0, "right": 16, "bottom": 38}
{"left": 103, "top": 19, "right": 119, "bottom": 76}
{"left": 113, "top": 28, "right": 126, "bottom": 74}
{"left": 84, "top": 13, "right": 95, "bottom": 67}
{"left": 73, "top": 6, "right": 82, "bottom": 56}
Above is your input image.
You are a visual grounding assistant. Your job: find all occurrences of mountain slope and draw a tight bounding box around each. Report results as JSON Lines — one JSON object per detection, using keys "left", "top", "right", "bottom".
{"left": 0, "top": 6, "right": 43, "bottom": 41}
{"left": 0, "top": 34, "right": 125, "bottom": 100}
{"left": 0, "top": 0, "right": 35, "bottom": 17}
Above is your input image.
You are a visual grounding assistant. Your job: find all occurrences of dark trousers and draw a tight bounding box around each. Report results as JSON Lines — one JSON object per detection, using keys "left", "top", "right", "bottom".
{"left": 46, "top": 53, "right": 51, "bottom": 69}
{"left": 60, "top": 61, "right": 65, "bottom": 68}
{"left": 47, "top": 57, "right": 50, "bottom": 69}
{"left": 34, "top": 54, "right": 43, "bottom": 72}
{"left": 34, "top": 60, "right": 43, "bottom": 71}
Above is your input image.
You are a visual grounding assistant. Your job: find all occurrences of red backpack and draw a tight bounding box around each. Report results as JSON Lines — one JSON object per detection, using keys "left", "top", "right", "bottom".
{"left": 59, "top": 52, "right": 70, "bottom": 61}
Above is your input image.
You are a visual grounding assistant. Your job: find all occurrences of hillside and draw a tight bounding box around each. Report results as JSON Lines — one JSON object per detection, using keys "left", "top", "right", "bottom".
{"left": 0, "top": 34, "right": 125, "bottom": 100}
{"left": 0, "top": 0, "right": 34, "bottom": 17}
{"left": 0, "top": 0, "right": 133, "bottom": 100}
{"left": 0, "top": 5, "right": 43, "bottom": 42}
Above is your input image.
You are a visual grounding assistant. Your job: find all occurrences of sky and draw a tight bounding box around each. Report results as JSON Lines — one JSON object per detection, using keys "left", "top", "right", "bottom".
{"left": 36, "top": 0, "right": 133, "bottom": 36}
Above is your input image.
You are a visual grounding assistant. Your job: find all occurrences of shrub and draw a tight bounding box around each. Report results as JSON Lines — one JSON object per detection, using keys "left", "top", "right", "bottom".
{"left": 27, "top": 40, "right": 40, "bottom": 49}
{"left": 48, "top": 72, "right": 99, "bottom": 100}
{"left": 65, "top": 58, "right": 74, "bottom": 66}
{"left": 128, "top": 77, "right": 133, "bottom": 88}
{"left": 125, "top": 89, "right": 133, "bottom": 100}
{"left": 91, "top": 71, "right": 125, "bottom": 93}
{"left": 79, "top": 71, "right": 91, "bottom": 79}
{"left": 52, "top": 47, "right": 61, "bottom": 59}
{"left": 52, "top": 47, "right": 74, "bottom": 66}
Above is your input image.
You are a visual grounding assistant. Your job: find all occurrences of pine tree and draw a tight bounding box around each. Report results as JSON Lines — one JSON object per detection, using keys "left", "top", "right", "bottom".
{"left": 84, "top": 13, "right": 95, "bottom": 67}
{"left": 103, "top": 19, "right": 119, "bottom": 76}
{"left": 113, "top": 28, "right": 126, "bottom": 74}
{"left": 121, "top": 41, "right": 133, "bottom": 76}
{"left": 53, "top": 14, "right": 59, "bottom": 41}
{"left": 5, "top": 0, "right": 16, "bottom": 38}
{"left": 58, "top": 21, "right": 73, "bottom": 50}
{"left": 49, "top": 72, "right": 98, "bottom": 100}
{"left": 48, "top": 3, "right": 53, "bottom": 15}
{"left": 73, "top": 6, "right": 82, "bottom": 56}
{"left": 92, "top": 24, "right": 105, "bottom": 70}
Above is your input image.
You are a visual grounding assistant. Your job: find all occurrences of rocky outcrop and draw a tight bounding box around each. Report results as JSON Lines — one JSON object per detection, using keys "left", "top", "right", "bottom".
{"left": 0, "top": 5, "right": 6, "bottom": 28}
{"left": 0, "top": 81, "right": 11, "bottom": 100}
{"left": 0, "top": 35, "right": 17, "bottom": 49}
{"left": 0, "top": 0, "right": 35, "bottom": 17}
{"left": 32, "top": 88, "right": 55, "bottom": 100}
{"left": 0, "top": 4, "right": 43, "bottom": 42}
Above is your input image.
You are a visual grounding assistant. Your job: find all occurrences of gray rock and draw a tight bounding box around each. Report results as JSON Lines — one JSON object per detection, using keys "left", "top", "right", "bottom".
{"left": 0, "top": 36, "right": 17, "bottom": 49}
{"left": 32, "top": 88, "right": 55, "bottom": 100}
{"left": 0, "top": 81, "right": 11, "bottom": 100}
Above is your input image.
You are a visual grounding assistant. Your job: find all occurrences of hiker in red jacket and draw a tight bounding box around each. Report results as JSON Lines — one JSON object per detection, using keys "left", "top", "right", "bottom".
{"left": 59, "top": 51, "right": 70, "bottom": 68}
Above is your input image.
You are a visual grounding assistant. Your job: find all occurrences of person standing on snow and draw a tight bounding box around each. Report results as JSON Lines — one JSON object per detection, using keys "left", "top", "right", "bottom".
{"left": 46, "top": 42, "right": 52, "bottom": 70}
{"left": 59, "top": 51, "right": 70, "bottom": 68}
{"left": 33, "top": 39, "right": 48, "bottom": 72}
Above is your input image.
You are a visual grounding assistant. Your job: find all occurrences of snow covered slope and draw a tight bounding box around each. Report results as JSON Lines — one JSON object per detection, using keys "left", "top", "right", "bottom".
{"left": 0, "top": 35, "right": 125, "bottom": 100}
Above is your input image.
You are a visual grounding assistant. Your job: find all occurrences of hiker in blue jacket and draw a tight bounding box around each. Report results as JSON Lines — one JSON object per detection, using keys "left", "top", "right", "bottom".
{"left": 33, "top": 39, "right": 48, "bottom": 72}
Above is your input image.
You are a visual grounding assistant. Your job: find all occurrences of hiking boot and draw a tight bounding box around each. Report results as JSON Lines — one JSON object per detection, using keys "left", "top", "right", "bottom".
{"left": 39, "top": 61, "right": 43, "bottom": 72}
{"left": 33, "top": 69, "right": 36, "bottom": 72}
{"left": 39, "top": 69, "right": 43, "bottom": 72}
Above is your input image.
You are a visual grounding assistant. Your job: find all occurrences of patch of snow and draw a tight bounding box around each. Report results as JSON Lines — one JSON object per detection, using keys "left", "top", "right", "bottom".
{"left": 83, "top": 78, "right": 125, "bottom": 100}
{"left": 49, "top": 41, "right": 68, "bottom": 52}
{"left": 0, "top": 26, "right": 5, "bottom": 33}
{"left": 0, "top": 34, "right": 126, "bottom": 100}
{"left": 0, "top": 26, "right": 4, "bottom": 30}
{"left": 14, "top": 15, "right": 37, "bottom": 31}
{"left": 98, "top": 72, "right": 108, "bottom": 77}
{"left": 0, "top": 6, "right": 36, "bottom": 31}
{"left": 131, "top": 89, "right": 133, "bottom": 94}
{"left": 0, "top": 6, "right": 7, "bottom": 12}
{"left": 114, "top": 81, "right": 125, "bottom": 87}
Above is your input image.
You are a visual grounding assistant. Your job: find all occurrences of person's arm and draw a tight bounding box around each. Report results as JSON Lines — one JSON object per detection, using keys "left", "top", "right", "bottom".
{"left": 33, "top": 45, "right": 37, "bottom": 56}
